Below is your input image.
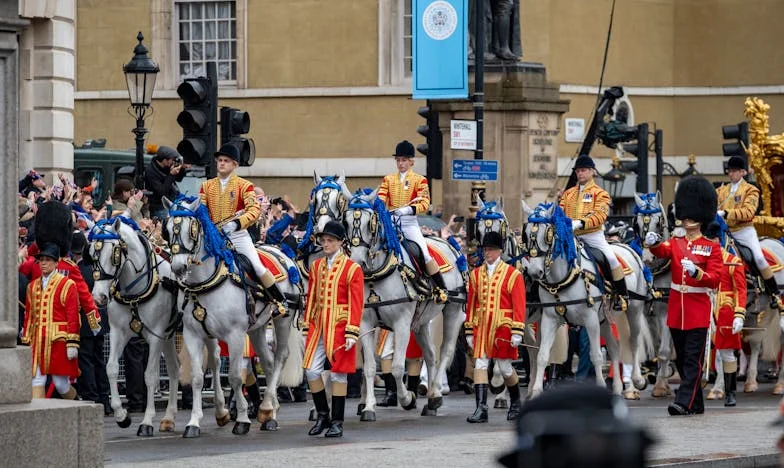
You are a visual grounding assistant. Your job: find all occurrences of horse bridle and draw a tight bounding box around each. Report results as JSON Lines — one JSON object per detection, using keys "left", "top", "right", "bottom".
{"left": 313, "top": 180, "right": 347, "bottom": 229}
{"left": 91, "top": 237, "right": 126, "bottom": 282}
{"left": 346, "top": 202, "right": 379, "bottom": 251}
{"left": 167, "top": 214, "right": 203, "bottom": 263}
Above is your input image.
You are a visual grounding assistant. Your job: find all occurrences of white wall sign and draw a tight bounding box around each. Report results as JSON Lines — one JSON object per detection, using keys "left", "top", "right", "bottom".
{"left": 565, "top": 118, "right": 585, "bottom": 143}
{"left": 450, "top": 119, "right": 477, "bottom": 150}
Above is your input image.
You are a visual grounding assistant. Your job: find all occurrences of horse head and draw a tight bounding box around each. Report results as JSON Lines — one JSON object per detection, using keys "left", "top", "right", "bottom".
{"left": 475, "top": 199, "right": 510, "bottom": 244}
{"left": 163, "top": 195, "right": 209, "bottom": 277}
{"left": 87, "top": 216, "right": 140, "bottom": 306}
{"left": 344, "top": 187, "right": 402, "bottom": 272}
{"left": 633, "top": 191, "right": 667, "bottom": 263}
{"left": 524, "top": 202, "right": 577, "bottom": 282}
{"left": 310, "top": 170, "right": 352, "bottom": 235}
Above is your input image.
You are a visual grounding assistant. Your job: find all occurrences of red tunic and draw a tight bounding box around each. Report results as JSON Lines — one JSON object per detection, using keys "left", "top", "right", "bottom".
{"left": 302, "top": 252, "right": 364, "bottom": 374}
{"left": 21, "top": 272, "right": 80, "bottom": 378}
{"left": 465, "top": 260, "right": 526, "bottom": 359}
{"left": 650, "top": 235, "right": 722, "bottom": 330}
{"left": 713, "top": 250, "right": 746, "bottom": 350}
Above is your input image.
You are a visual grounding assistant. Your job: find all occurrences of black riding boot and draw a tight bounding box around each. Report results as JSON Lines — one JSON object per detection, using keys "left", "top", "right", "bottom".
{"left": 308, "top": 390, "right": 331, "bottom": 436}
{"left": 180, "top": 384, "right": 193, "bottom": 410}
{"left": 376, "top": 373, "right": 398, "bottom": 407}
{"left": 544, "top": 364, "right": 559, "bottom": 390}
{"left": 613, "top": 278, "right": 629, "bottom": 311}
{"left": 407, "top": 373, "right": 421, "bottom": 396}
{"left": 266, "top": 283, "right": 288, "bottom": 317}
{"left": 228, "top": 388, "right": 238, "bottom": 421}
{"left": 724, "top": 372, "right": 737, "bottom": 407}
{"left": 507, "top": 383, "right": 522, "bottom": 421}
{"left": 325, "top": 396, "right": 345, "bottom": 438}
{"left": 467, "top": 383, "right": 489, "bottom": 423}
{"left": 764, "top": 277, "right": 783, "bottom": 310}
{"left": 431, "top": 271, "right": 449, "bottom": 304}
{"left": 246, "top": 382, "right": 261, "bottom": 419}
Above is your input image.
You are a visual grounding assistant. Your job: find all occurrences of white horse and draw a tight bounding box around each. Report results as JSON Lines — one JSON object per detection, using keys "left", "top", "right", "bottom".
{"left": 88, "top": 216, "right": 181, "bottom": 436}
{"left": 163, "top": 196, "right": 304, "bottom": 437}
{"left": 345, "top": 189, "right": 467, "bottom": 420}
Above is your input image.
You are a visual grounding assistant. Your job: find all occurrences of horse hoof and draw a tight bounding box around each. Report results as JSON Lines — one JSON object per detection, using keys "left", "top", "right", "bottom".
{"left": 356, "top": 403, "right": 365, "bottom": 416}
{"left": 260, "top": 419, "right": 278, "bottom": 431}
{"left": 623, "top": 389, "right": 640, "bottom": 401}
{"left": 232, "top": 421, "right": 251, "bottom": 435}
{"left": 651, "top": 385, "right": 671, "bottom": 398}
{"left": 417, "top": 383, "right": 428, "bottom": 396}
{"left": 744, "top": 381, "right": 759, "bottom": 393}
{"left": 706, "top": 389, "right": 724, "bottom": 400}
{"left": 308, "top": 408, "right": 317, "bottom": 421}
{"left": 216, "top": 411, "right": 231, "bottom": 427}
{"left": 429, "top": 397, "right": 443, "bottom": 410}
{"left": 183, "top": 425, "right": 201, "bottom": 438}
{"left": 159, "top": 419, "right": 176, "bottom": 432}
{"left": 494, "top": 399, "right": 509, "bottom": 409}
{"left": 633, "top": 378, "right": 648, "bottom": 391}
{"left": 774, "top": 384, "right": 784, "bottom": 395}
{"left": 136, "top": 424, "right": 154, "bottom": 437}
{"left": 489, "top": 383, "right": 505, "bottom": 395}
{"left": 421, "top": 405, "right": 437, "bottom": 416}
{"left": 402, "top": 392, "right": 417, "bottom": 411}
{"left": 360, "top": 410, "right": 376, "bottom": 422}
{"left": 117, "top": 415, "right": 132, "bottom": 428}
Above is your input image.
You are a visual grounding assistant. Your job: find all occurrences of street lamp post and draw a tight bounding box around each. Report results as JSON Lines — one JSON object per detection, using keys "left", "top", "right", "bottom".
{"left": 602, "top": 155, "right": 627, "bottom": 199}
{"left": 123, "top": 32, "right": 159, "bottom": 190}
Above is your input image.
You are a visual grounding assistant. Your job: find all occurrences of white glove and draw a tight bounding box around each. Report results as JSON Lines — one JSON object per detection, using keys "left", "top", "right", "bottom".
{"left": 732, "top": 317, "right": 744, "bottom": 334}
{"left": 466, "top": 335, "right": 474, "bottom": 349}
{"left": 222, "top": 221, "right": 239, "bottom": 235}
{"left": 681, "top": 258, "right": 697, "bottom": 276}
{"left": 717, "top": 210, "right": 726, "bottom": 219}
{"left": 571, "top": 219, "right": 583, "bottom": 231}
{"left": 511, "top": 334, "right": 523, "bottom": 347}
{"left": 393, "top": 206, "right": 413, "bottom": 216}
{"left": 644, "top": 231, "right": 660, "bottom": 246}
{"left": 67, "top": 347, "right": 78, "bottom": 360}
{"left": 344, "top": 337, "right": 356, "bottom": 351}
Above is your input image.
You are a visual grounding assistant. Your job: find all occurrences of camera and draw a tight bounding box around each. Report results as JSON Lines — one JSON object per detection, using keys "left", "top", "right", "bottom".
{"left": 453, "top": 216, "right": 465, "bottom": 223}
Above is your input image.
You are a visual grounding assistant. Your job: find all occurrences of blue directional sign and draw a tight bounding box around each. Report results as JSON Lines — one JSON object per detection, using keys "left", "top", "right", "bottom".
{"left": 451, "top": 159, "right": 499, "bottom": 181}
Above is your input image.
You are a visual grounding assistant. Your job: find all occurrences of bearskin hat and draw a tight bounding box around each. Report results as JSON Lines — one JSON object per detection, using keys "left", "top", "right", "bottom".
{"left": 674, "top": 176, "right": 717, "bottom": 230}
{"left": 34, "top": 201, "right": 73, "bottom": 257}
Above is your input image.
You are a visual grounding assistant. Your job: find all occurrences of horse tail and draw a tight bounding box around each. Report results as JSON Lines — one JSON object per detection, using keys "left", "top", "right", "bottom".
{"left": 760, "top": 306, "right": 781, "bottom": 362}
{"left": 278, "top": 318, "right": 305, "bottom": 387}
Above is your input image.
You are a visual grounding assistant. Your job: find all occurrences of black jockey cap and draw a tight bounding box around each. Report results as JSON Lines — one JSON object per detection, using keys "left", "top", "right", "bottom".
{"left": 215, "top": 143, "right": 240, "bottom": 162}
{"left": 318, "top": 220, "right": 346, "bottom": 241}
{"left": 35, "top": 243, "right": 61, "bottom": 261}
{"left": 481, "top": 231, "right": 504, "bottom": 250}
{"left": 394, "top": 140, "right": 416, "bottom": 158}
{"left": 574, "top": 154, "right": 596, "bottom": 170}
{"left": 727, "top": 156, "right": 747, "bottom": 171}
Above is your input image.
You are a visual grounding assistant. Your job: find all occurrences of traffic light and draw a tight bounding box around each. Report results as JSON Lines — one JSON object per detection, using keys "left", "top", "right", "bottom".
{"left": 176, "top": 67, "right": 217, "bottom": 166}
{"left": 416, "top": 102, "right": 443, "bottom": 180}
{"left": 220, "top": 107, "right": 255, "bottom": 166}
{"left": 620, "top": 123, "right": 649, "bottom": 194}
{"left": 722, "top": 121, "right": 749, "bottom": 158}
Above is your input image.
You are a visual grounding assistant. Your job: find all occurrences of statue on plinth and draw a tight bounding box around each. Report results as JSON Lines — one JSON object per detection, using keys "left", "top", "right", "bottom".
{"left": 468, "top": 0, "right": 522, "bottom": 62}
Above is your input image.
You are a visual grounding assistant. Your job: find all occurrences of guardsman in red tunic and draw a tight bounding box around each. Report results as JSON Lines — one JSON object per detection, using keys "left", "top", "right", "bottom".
{"left": 302, "top": 221, "right": 364, "bottom": 438}
{"left": 645, "top": 176, "right": 722, "bottom": 416}
{"left": 465, "top": 231, "right": 526, "bottom": 423}
{"left": 199, "top": 143, "right": 286, "bottom": 312}
{"left": 21, "top": 243, "right": 81, "bottom": 399}
{"left": 377, "top": 140, "right": 447, "bottom": 303}
{"left": 706, "top": 227, "right": 746, "bottom": 407}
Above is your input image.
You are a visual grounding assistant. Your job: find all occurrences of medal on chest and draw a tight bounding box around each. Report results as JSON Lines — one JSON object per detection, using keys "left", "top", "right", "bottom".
{"left": 691, "top": 244, "right": 712, "bottom": 256}
{"left": 734, "top": 195, "right": 742, "bottom": 202}
{"left": 582, "top": 193, "right": 593, "bottom": 203}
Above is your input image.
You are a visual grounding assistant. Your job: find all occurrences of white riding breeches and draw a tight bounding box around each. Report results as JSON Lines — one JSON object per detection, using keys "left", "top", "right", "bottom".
{"left": 304, "top": 337, "right": 347, "bottom": 384}
{"left": 32, "top": 366, "right": 70, "bottom": 393}
{"left": 717, "top": 349, "right": 736, "bottom": 362}
{"left": 475, "top": 357, "right": 515, "bottom": 379}
{"left": 732, "top": 226, "right": 768, "bottom": 271}
{"left": 395, "top": 214, "right": 432, "bottom": 263}
{"left": 380, "top": 331, "right": 395, "bottom": 360}
{"left": 578, "top": 230, "right": 621, "bottom": 270}
{"left": 229, "top": 230, "right": 269, "bottom": 278}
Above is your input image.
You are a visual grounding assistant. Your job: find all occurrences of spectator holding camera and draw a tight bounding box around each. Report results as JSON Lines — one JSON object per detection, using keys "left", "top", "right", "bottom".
{"left": 145, "top": 145, "right": 188, "bottom": 220}
{"left": 108, "top": 178, "right": 146, "bottom": 222}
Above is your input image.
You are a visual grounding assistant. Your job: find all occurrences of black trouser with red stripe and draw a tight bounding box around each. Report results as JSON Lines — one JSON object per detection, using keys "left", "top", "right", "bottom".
{"left": 670, "top": 327, "right": 708, "bottom": 413}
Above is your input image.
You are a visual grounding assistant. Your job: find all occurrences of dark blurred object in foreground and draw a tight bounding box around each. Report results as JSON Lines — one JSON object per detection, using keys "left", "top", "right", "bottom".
{"left": 498, "top": 384, "right": 654, "bottom": 468}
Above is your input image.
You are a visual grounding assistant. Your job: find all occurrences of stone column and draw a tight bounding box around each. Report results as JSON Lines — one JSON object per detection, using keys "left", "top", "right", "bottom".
{"left": 435, "top": 62, "right": 569, "bottom": 229}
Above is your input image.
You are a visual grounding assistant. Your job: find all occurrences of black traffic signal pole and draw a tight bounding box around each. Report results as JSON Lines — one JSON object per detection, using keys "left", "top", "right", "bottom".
{"left": 468, "top": 0, "right": 486, "bottom": 244}
{"left": 635, "top": 123, "right": 649, "bottom": 194}
{"left": 205, "top": 63, "right": 218, "bottom": 179}
{"left": 655, "top": 128, "right": 663, "bottom": 194}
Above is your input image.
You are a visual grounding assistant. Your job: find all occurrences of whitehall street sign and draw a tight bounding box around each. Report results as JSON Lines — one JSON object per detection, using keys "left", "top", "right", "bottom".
{"left": 451, "top": 159, "right": 498, "bottom": 181}
{"left": 450, "top": 119, "right": 477, "bottom": 150}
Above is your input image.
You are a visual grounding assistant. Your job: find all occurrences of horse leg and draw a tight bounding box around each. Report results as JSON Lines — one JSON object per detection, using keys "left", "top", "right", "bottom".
{"left": 708, "top": 352, "right": 725, "bottom": 400}
{"left": 183, "top": 330, "right": 206, "bottom": 438}
{"left": 627, "top": 300, "right": 649, "bottom": 392}
{"left": 393, "top": 319, "right": 416, "bottom": 410}
{"left": 159, "top": 337, "right": 178, "bottom": 432}
{"left": 107, "top": 324, "right": 132, "bottom": 428}
{"left": 434, "top": 303, "right": 465, "bottom": 407}
{"left": 258, "top": 316, "right": 294, "bottom": 431}
{"left": 746, "top": 339, "right": 761, "bottom": 392}
{"left": 359, "top": 316, "right": 378, "bottom": 421}
{"left": 137, "top": 336, "right": 164, "bottom": 436}
{"left": 524, "top": 318, "right": 539, "bottom": 399}
{"left": 206, "top": 338, "right": 229, "bottom": 422}
{"left": 652, "top": 307, "right": 673, "bottom": 397}
{"left": 531, "top": 309, "right": 558, "bottom": 398}
{"left": 775, "top": 341, "right": 784, "bottom": 395}
{"left": 224, "top": 331, "right": 251, "bottom": 435}
{"left": 599, "top": 315, "right": 623, "bottom": 395}
{"left": 415, "top": 319, "right": 440, "bottom": 416}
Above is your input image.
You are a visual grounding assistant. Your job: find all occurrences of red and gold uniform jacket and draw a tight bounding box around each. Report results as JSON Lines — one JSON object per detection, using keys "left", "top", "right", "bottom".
{"left": 465, "top": 260, "right": 526, "bottom": 359}
{"left": 713, "top": 250, "right": 746, "bottom": 350}
{"left": 21, "top": 272, "right": 80, "bottom": 378}
{"left": 559, "top": 180, "right": 611, "bottom": 235}
{"left": 199, "top": 173, "right": 260, "bottom": 229}
{"left": 29, "top": 255, "right": 101, "bottom": 332}
{"left": 377, "top": 170, "right": 431, "bottom": 214}
{"left": 650, "top": 235, "right": 722, "bottom": 330}
{"left": 716, "top": 180, "right": 759, "bottom": 231}
{"left": 302, "top": 252, "right": 364, "bottom": 374}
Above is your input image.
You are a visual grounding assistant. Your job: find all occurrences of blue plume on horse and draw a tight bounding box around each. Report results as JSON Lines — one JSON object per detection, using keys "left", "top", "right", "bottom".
{"left": 633, "top": 193, "right": 661, "bottom": 215}
{"left": 714, "top": 213, "right": 729, "bottom": 248}
{"left": 349, "top": 188, "right": 404, "bottom": 260}
{"left": 628, "top": 237, "right": 654, "bottom": 283}
{"left": 477, "top": 200, "right": 505, "bottom": 220}
{"left": 280, "top": 242, "right": 297, "bottom": 260}
{"left": 88, "top": 216, "right": 140, "bottom": 241}
{"left": 446, "top": 235, "right": 468, "bottom": 272}
{"left": 286, "top": 265, "right": 300, "bottom": 285}
{"left": 169, "top": 195, "right": 236, "bottom": 272}
{"left": 528, "top": 203, "right": 577, "bottom": 266}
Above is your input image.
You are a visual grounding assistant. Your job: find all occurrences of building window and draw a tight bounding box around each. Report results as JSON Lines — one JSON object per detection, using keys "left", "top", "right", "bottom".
{"left": 403, "top": 1, "right": 412, "bottom": 78}
{"left": 176, "top": 1, "right": 237, "bottom": 83}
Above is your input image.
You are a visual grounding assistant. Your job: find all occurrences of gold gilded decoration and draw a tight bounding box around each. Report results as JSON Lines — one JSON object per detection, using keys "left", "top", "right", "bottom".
{"left": 529, "top": 248, "right": 538, "bottom": 257}
{"left": 173, "top": 217, "right": 182, "bottom": 224}
{"left": 323, "top": 188, "right": 331, "bottom": 194}
{"left": 745, "top": 97, "right": 784, "bottom": 238}
{"left": 643, "top": 216, "right": 650, "bottom": 224}
{"left": 319, "top": 207, "right": 327, "bottom": 215}
{"left": 555, "top": 304, "right": 566, "bottom": 315}
{"left": 545, "top": 227, "right": 554, "bottom": 243}
{"left": 353, "top": 211, "right": 361, "bottom": 219}
{"left": 94, "top": 241, "right": 103, "bottom": 251}
{"left": 484, "top": 219, "right": 493, "bottom": 227}
{"left": 92, "top": 271, "right": 100, "bottom": 281}
{"left": 130, "top": 318, "right": 143, "bottom": 334}
{"left": 367, "top": 290, "right": 381, "bottom": 303}
{"left": 531, "top": 225, "right": 539, "bottom": 233}
{"left": 193, "top": 305, "right": 207, "bottom": 322}
{"left": 351, "top": 237, "right": 360, "bottom": 246}
{"left": 171, "top": 244, "right": 180, "bottom": 254}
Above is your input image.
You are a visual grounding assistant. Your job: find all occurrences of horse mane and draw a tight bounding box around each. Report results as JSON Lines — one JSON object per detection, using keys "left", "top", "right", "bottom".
{"left": 349, "top": 187, "right": 403, "bottom": 260}
{"left": 88, "top": 216, "right": 140, "bottom": 241}
{"left": 528, "top": 202, "right": 577, "bottom": 266}
{"left": 298, "top": 176, "right": 342, "bottom": 252}
{"left": 170, "top": 195, "right": 236, "bottom": 271}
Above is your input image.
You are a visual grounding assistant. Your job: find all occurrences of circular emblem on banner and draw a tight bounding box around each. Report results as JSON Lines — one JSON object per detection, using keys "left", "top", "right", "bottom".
{"left": 422, "top": 1, "right": 458, "bottom": 41}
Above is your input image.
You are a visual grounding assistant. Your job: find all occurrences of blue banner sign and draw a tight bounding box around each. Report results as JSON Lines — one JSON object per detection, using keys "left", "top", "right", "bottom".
{"left": 451, "top": 159, "right": 499, "bottom": 181}
{"left": 412, "top": 0, "right": 468, "bottom": 99}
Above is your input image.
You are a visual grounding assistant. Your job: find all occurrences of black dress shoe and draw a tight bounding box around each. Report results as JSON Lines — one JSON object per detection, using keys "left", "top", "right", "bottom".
{"left": 667, "top": 403, "right": 689, "bottom": 416}
{"left": 324, "top": 421, "right": 343, "bottom": 438}
{"left": 308, "top": 413, "right": 331, "bottom": 436}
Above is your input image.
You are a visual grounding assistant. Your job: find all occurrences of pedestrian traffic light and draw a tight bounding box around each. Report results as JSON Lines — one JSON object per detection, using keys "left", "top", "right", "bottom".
{"left": 417, "top": 103, "right": 443, "bottom": 180}
{"left": 722, "top": 121, "right": 749, "bottom": 158}
{"left": 176, "top": 75, "right": 217, "bottom": 166}
{"left": 220, "top": 107, "right": 255, "bottom": 166}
